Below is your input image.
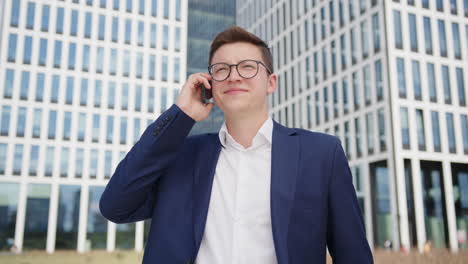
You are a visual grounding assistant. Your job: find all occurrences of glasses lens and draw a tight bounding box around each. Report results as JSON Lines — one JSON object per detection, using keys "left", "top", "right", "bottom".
{"left": 238, "top": 60, "right": 258, "bottom": 79}
{"left": 210, "top": 63, "right": 230, "bottom": 81}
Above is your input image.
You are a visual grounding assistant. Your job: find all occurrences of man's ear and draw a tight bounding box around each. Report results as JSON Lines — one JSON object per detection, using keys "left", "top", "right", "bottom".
{"left": 267, "top": 74, "right": 277, "bottom": 94}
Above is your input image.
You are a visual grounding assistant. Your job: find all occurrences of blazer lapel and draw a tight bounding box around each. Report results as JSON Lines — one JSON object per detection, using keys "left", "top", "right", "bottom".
{"left": 192, "top": 134, "right": 222, "bottom": 254}
{"left": 271, "top": 120, "right": 299, "bottom": 264}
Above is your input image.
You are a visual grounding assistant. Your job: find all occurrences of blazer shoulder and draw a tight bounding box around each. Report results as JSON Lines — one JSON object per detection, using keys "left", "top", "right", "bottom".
{"left": 294, "top": 128, "right": 340, "bottom": 146}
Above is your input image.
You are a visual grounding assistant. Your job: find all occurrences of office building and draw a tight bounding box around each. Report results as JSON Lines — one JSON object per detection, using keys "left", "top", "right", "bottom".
{"left": 237, "top": 0, "right": 468, "bottom": 253}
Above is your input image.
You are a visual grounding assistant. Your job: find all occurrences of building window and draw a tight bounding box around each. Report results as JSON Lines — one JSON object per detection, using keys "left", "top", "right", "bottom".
{"left": 51, "top": 75, "right": 59, "bottom": 103}
{"left": 56, "top": 7, "right": 64, "bottom": 34}
{"left": 136, "top": 52, "right": 143, "bottom": 79}
{"left": 13, "top": 144, "right": 23, "bottom": 175}
{"left": 10, "top": 0, "right": 20, "bottom": 27}
{"left": 355, "top": 117, "right": 362, "bottom": 158}
{"left": 138, "top": 21, "right": 144, "bottom": 46}
{"left": 89, "top": 149, "right": 98, "bottom": 179}
{"left": 125, "top": 19, "right": 131, "bottom": 44}
{"left": 112, "top": 17, "right": 119, "bottom": 42}
{"left": 126, "top": 0, "right": 132, "bottom": 12}
{"left": 416, "top": 109, "right": 426, "bottom": 151}
{"left": 164, "top": 0, "right": 169, "bottom": 18}
{"left": 423, "top": 17, "right": 433, "bottom": 54}
{"left": 23, "top": 36, "right": 33, "bottom": 64}
{"left": 135, "top": 85, "right": 142, "bottom": 112}
{"left": 163, "top": 25, "right": 169, "bottom": 50}
{"left": 425, "top": 63, "right": 436, "bottom": 102}
{"left": 108, "top": 82, "right": 116, "bottom": 109}
{"left": 446, "top": 113, "right": 456, "bottom": 153}
{"left": 20, "top": 71, "right": 30, "bottom": 100}
{"left": 452, "top": 23, "right": 462, "bottom": 60}
{"left": 438, "top": 20, "right": 447, "bottom": 57}
{"left": 68, "top": 43, "right": 76, "bottom": 70}
{"left": 350, "top": 28, "right": 357, "bottom": 65}
{"left": 75, "top": 149, "right": 84, "bottom": 178}
{"left": 29, "top": 145, "right": 39, "bottom": 176}
{"left": 44, "top": 146, "right": 54, "bottom": 177}
{"left": 16, "top": 107, "right": 26, "bottom": 137}
{"left": 456, "top": 68, "right": 466, "bottom": 106}
{"left": 461, "top": 115, "right": 468, "bottom": 154}
{"left": 120, "top": 117, "right": 127, "bottom": 145}
{"left": 162, "top": 56, "right": 168, "bottom": 81}
{"left": 176, "top": 0, "right": 181, "bottom": 21}
{"left": 361, "top": 20, "right": 369, "bottom": 58}
{"left": 71, "top": 10, "right": 78, "bottom": 36}
{"left": 84, "top": 12, "right": 92, "bottom": 38}
{"left": 53, "top": 40, "right": 62, "bottom": 68}
{"left": 408, "top": 14, "right": 418, "bottom": 52}
{"left": 35, "top": 73, "right": 45, "bottom": 102}
{"left": 340, "top": 34, "right": 346, "bottom": 70}
{"left": 38, "top": 38, "right": 47, "bottom": 66}
{"left": 149, "top": 55, "right": 156, "bottom": 80}
{"left": 123, "top": 51, "right": 130, "bottom": 76}
{"left": 174, "top": 57, "right": 180, "bottom": 83}
{"left": 63, "top": 112, "right": 71, "bottom": 140}
{"left": 110, "top": 49, "right": 117, "bottom": 75}
{"left": 66, "top": 77, "right": 74, "bottom": 105}
{"left": 393, "top": 10, "right": 403, "bottom": 50}
{"left": 139, "top": 0, "right": 145, "bottom": 15}
{"left": 82, "top": 45, "right": 90, "bottom": 72}
{"left": 151, "top": 0, "right": 158, "bottom": 17}
{"left": 60, "top": 147, "right": 69, "bottom": 177}
{"left": 106, "top": 116, "right": 114, "bottom": 144}
{"left": 80, "top": 79, "right": 88, "bottom": 106}
{"left": 92, "top": 114, "right": 100, "bottom": 143}
{"left": 175, "top": 27, "right": 181, "bottom": 51}
{"left": 372, "top": 14, "right": 380, "bottom": 53}
{"left": 0, "top": 106, "right": 11, "bottom": 136}
{"left": 342, "top": 77, "right": 349, "bottom": 114}
{"left": 431, "top": 111, "right": 442, "bottom": 152}
{"left": 94, "top": 80, "right": 102, "bottom": 107}
{"left": 3, "top": 69, "right": 14, "bottom": 99}
{"left": 400, "top": 107, "right": 410, "bottom": 149}
{"left": 26, "top": 2, "right": 35, "bottom": 29}
{"left": 150, "top": 24, "right": 157, "bottom": 48}
{"left": 363, "top": 65, "right": 371, "bottom": 105}
{"left": 7, "top": 34, "right": 17, "bottom": 62}
{"left": 96, "top": 47, "right": 104, "bottom": 73}
{"left": 412, "top": 61, "right": 422, "bottom": 100}
{"left": 104, "top": 151, "right": 113, "bottom": 178}
{"left": 442, "top": 65, "right": 452, "bottom": 104}
{"left": 32, "top": 109, "right": 42, "bottom": 138}
{"left": 47, "top": 110, "right": 57, "bottom": 139}
{"left": 41, "top": 5, "right": 50, "bottom": 32}
{"left": 352, "top": 72, "right": 360, "bottom": 110}
{"left": 375, "top": 60, "right": 383, "bottom": 101}
{"left": 397, "top": 58, "right": 406, "bottom": 98}
{"left": 366, "top": 113, "right": 374, "bottom": 154}
{"left": 378, "top": 108, "right": 387, "bottom": 151}
{"left": 161, "top": 87, "right": 167, "bottom": 112}
{"left": 121, "top": 83, "right": 129, "bottom": 110}
{"left": 148, "top": 87, "right": 155, "bottom": 113}
{"left": 98, "top": 15, "right": 105, "bottom": 40}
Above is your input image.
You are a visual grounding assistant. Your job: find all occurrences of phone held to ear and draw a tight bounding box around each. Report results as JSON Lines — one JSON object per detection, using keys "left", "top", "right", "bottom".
{"left": 201, "top": 80, "right": 213, "bottom": 104}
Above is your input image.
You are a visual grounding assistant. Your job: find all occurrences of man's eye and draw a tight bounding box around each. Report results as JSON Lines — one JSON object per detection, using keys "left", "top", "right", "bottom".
{"left": 215, "top": 68, "right": 228, "bottom": 73}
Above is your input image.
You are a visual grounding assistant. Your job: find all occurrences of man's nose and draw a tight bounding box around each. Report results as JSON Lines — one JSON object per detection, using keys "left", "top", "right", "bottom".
{"left": 227, "top": 65, "right": 242, "bottom": 81}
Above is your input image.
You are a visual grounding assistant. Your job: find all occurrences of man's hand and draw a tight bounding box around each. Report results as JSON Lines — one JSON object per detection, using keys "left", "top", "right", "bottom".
{"left": 175, "top": 73, "right": 215, "bottom": 122}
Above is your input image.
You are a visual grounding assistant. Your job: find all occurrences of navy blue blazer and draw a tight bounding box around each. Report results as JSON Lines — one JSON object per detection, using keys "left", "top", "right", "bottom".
{"left": 100, "top": 104, "right": 373, "bottom": 264}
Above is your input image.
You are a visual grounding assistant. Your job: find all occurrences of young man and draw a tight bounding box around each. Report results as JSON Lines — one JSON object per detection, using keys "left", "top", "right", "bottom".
{"left": 100, "top": 26, "right": 373, "bottom": 264}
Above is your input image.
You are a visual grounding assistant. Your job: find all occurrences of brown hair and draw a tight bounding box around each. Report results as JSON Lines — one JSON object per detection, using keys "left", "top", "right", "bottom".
{"left": 209, "top": 26, "right": 274, "bottom": 73}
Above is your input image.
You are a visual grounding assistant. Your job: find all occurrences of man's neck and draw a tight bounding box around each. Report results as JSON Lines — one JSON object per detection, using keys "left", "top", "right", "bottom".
{"left": 224, "top": 110, "right": 269, "bottom": 149}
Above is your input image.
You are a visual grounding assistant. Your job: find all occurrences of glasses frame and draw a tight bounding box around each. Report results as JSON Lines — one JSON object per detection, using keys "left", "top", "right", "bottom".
{"left": 207, "top": 59, "right": 272, "bottom": 82}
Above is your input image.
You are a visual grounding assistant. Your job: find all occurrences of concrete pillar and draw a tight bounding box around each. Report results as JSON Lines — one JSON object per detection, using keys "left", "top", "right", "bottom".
{"left": 107, "top": 222, "right": 116, "bottom": 252}
{"left": 135, "top": 221, "right": 144, "bottom": 252}
{"left": 442, "top": 160, "right": 459, "bottom": 253}
{"left": 14, "top": 182, "right": 27, "bottom": 252}
{"left": 363, "top": 163, "right": 374, "bottom": 249}
{"left": 46, "top": 183, "right": 59, "bottom": 253}
{"left": 77, "top": 185, "right": 89, "bottom": 253}
{"left": 394, "top": 157, "right": 410, "bottom": 251}
{"left": 411, "top": 158, "right": 426, "bottom": 252}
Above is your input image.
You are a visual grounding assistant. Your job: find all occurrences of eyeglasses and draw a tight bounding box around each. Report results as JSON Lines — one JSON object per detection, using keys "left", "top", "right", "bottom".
{"left": 208, "top": 59, "right": 272, "bottom": 82}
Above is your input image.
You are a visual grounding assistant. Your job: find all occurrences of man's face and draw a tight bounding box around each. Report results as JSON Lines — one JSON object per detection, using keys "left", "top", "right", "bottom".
{"left": 209, "top": 42, "right": 277, "bottom": 116}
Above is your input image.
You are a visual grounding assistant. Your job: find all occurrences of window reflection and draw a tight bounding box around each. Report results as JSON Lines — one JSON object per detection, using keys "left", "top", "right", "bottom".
{"left": 56, "top": 185, "right": 81, "bottom": 249}
{"left": 0, "top": 183, "right": 19, "bottom": 251}
{"left": 87, "top": 186, "right": 107, "bottom": 249}
{"left": 23, "top": 184, "right": 51, "bottom": 250}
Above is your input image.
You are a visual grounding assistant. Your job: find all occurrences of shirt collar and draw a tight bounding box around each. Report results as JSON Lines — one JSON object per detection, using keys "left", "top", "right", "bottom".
{"left": 218, "top": 117, "right": 273, "bottom": 151}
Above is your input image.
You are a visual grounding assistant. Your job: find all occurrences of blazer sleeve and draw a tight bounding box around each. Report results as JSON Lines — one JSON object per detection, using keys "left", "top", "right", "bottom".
{"left": 99, "top": 104, "right": 196, "bottom": 223}
{"left": 326, "top": 138, "right": 374, "bottom": 263}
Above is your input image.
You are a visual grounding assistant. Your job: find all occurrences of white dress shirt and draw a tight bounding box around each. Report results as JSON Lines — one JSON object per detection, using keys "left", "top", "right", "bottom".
{"left": 195, "top": 117, "right": 277, "bottom": 264}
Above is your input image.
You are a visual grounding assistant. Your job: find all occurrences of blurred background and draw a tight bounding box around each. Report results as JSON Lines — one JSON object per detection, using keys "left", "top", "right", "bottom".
{"left": 0, "top": 0, "right": 467, "bottom": 263}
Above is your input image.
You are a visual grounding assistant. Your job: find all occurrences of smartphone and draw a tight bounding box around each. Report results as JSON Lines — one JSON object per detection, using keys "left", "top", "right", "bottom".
{"left": 201, "top": 80, "right": 213, "bottom": 104}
